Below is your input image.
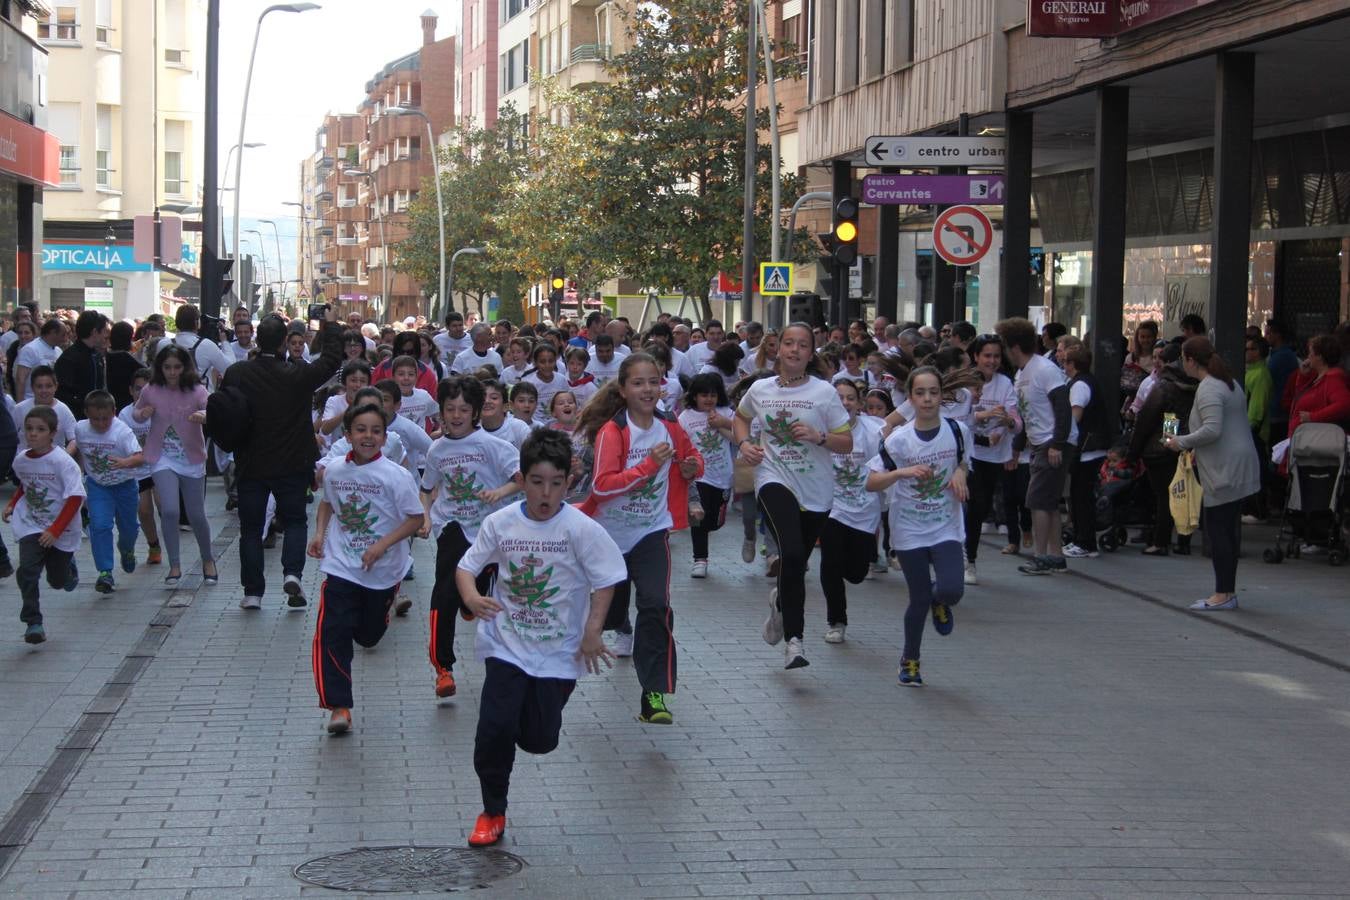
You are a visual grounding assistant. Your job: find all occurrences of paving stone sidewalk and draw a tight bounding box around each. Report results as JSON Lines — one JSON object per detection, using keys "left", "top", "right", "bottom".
{"left": 2, "top": 494, "right": 1350, "bottom": 898}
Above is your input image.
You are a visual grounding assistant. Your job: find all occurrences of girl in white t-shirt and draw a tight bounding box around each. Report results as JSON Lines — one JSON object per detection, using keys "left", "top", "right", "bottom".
{"left": 677, "top": 373, "right": 735, "bottom": 579}
{"left": 479, "top": 380, "right": 533, "bottom": 449}
{"left": 962, "top": 335, "right": 1021, "bottom": 584}
{"left": 817, "top": 380, "right": 883, "bottom": 644}
{"left": 523, "top": 344, "right": 566, "bottom": 427}
{"left": 120, "top": 369, "right": 162, "bottom": 566}
{"left": 576, "top": 352, "right": 703, "bottom": 725}
{"left": 866, "top": 366, "right": 970, "bottom": 688}
{"left": 307, "top": 400, "right": 426, "bottom": 736}
{"left": 864, "top": 388, "right": 898, "bottom": 570}
{"left": 318, "top": 360, "right": 371, "bottom": 441}
{"left": 546, "top": 390, "right": 580, "bottom": 436}
{"left": 734, "top": 324, "right": 852, "bottom": 671}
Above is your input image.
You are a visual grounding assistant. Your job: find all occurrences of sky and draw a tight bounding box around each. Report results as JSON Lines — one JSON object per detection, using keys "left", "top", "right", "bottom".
{"left": 217, "top": 0, "right": 460, "bottom": 290}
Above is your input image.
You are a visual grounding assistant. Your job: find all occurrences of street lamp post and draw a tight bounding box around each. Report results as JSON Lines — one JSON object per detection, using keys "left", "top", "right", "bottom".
{"left": 447, "top": 247, "right": 485, "bottom": 322}
{"left": 257, "top": 218, "right": 285, "bottom": 309}
{"left": 232, "top": 4, "right": 320, "bottom": 274}
{"left": 281, "top": 201, "right": 309, "bottom": 300}
{"left": 386, "top": 106, "right": 445, "bottom": 321}
{"left": 343, "top": 168, "right": 387, "bottom": 324}
{"left": 246, "top": 229, "right": 270, "bottom": 306}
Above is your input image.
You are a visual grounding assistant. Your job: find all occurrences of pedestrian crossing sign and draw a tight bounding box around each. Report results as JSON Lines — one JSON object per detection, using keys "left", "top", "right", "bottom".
{"left": 759, "top": 262, "right": 792, "bottom": 296}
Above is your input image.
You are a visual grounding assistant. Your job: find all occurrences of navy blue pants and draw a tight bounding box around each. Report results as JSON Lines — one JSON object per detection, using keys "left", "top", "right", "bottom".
{"left": 474, "top": 658, "right": 575, "bottom": 815}
{"left": 895, "top": 540, "right": 964, "bottom": 661}
{"left": 312, "top": 575, "right": 396, "bottom": 710}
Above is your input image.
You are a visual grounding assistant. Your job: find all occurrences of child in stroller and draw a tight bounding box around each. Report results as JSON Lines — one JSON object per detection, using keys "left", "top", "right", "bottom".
{"left": 1094, "top": 444, "right": 1145, "bottom": 551}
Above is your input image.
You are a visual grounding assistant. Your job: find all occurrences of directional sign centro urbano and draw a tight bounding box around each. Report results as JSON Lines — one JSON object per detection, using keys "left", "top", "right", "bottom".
{"left": 759, "top": 262, "right": 792, "bottom": 296}
{"left": 931, "top": 205, "right": 994, "bottom": 268}
{"left": 863, "top": 174, "right": 1006, "bottom": 206}
{"left": 864, "top": 135, "right": 1007, "bottom": 168}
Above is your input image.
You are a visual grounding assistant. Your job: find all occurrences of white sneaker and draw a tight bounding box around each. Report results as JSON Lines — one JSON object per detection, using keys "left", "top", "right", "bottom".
{"left": 762, "top": 588, "right": 784, "bottom": 646}
{"left": 691, "top": 559, "right": 708, "bottom": 579}
{"left": 1240, "top": 514, "right": 1264, "bottom": 525}
{"left": 823, "top": 624, "right": 846, "bottom": 644}
{"left": 284, "top": 574, "right": 307, "bottom": 608}
{"left": 888, "top": 552, "right": 902, "bottom": 571}
{"left": 869, "top": 560, "right": 888, "bottom": 576}
{"left": 239, "top": 595, "right": 262, "bottom": 610}
{"left": 1299, "top": 543, "right": 1327, "bottom": 556}
{"left": 963, "top": 561, "right": 978, "bottom": 585}
{"left": 784, "top": 637, "right": 808, "bottom": 669}
{"left": 1062, "top": 544, "right": 1099, "bottom": 559}
{"left": 982, "top": 521, "right": 997, "bottom": 534}
{"left": 610, "top": 630, "right": 634, "bottom": 657}
{"left": 741, "top": 539, "right": 755, "bottom": 563}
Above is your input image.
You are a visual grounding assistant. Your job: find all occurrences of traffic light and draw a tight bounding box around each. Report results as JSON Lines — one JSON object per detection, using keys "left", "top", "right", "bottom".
{"left": 832, "top": 196, "right": 859, "bottom": 267}
{"left": 548, "top": 266, "right": 565, "bottom": 317}
{"left": 217, "top": 256, "right": 235, "bottom": 306}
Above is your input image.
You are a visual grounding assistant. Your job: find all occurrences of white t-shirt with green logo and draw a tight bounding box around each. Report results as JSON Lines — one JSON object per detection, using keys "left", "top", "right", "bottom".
{"left": 419, "top": 430, "right": 520, "bottom": 541}
{"left": 460, "top": 502, "right": 628, "bottom": 680}
{"left": 829, "top": 415, "right": 883, "bottom": 533}
{"left": 678, "top": 407, "right": 734, "bottom": 491}
{"left": 12, "top": 447, "right": 85, "bottom": 552}
{"left": 320, "top": 454, "right": 423, "bottom": 590}
{"left": 592, "top": 418, "right": 673, "bottom": 553}
{"left": 868, "top": 420, "right": 970, "bottom": 552}
{"left": 737, "top": 376, "right": 850, "bottom": 512}
{"left": 74, "top": 418, "right": 143, "bottom": 487}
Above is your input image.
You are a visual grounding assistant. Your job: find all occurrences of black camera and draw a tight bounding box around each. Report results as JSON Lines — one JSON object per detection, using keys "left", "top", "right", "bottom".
{"left": 308, "top": 303, "right": 330, "bottom": 323}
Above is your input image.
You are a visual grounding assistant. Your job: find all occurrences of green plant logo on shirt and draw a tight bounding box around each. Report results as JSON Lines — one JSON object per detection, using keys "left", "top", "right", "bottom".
{"left": 629, "top": 476, "right": 662, "bottom": 502}
{"left": 764, "top": 411, "right": 801, "bottom": 447}
{"left": 506, "top": 554, "right": 560, "bottom": 611}
{"left": 87, "top": 448, "right": 113, "bottom": 475}
{"left": 443, "top": 466, "right": 481, "bottom": 504}
{"left": 915, "top": 467, "right": 950, "bottom": 502}
{"left": 695, "top": 425, "right": 723, "bottom": 455}
{"left": 25, "top": 483, "right": 52, "bottom": 517}
{"left": 834, "top": 459, "right": 864, "bottom": 490}
{"left": 337, "top": 492, "right": 379, "bottom": 537}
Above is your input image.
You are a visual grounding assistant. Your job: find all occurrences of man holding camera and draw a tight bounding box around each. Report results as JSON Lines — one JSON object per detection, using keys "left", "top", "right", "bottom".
{"left": 220, "top": 304, "right": 342, "bottom": 610}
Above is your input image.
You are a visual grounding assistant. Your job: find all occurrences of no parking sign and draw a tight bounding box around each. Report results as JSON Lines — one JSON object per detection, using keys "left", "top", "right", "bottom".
{"left": 932, "top": 205, "right": 993, "bottom": 267}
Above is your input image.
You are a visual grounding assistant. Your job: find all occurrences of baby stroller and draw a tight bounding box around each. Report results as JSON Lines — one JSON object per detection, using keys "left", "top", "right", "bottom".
{"left": 1264, "top": 423, "right": 1348, "bottom": 566}
{"left": 1093, "top": 454, "right": 1145, "bottom": 551}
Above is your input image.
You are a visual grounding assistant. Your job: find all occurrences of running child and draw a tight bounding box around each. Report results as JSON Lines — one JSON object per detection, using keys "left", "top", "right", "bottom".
{"left": 546, "top": 390, "right": 580, "bottom": 435}
{"left": 392, "top": 355, "right": 438, "bottom": 436}
{"left": 318, "top": 359, "right": 371, "bottom": 439}
{"left": 119, "top": 368, "right": 161, "bottom": 565}
{"left": 308, "top": 400, "right": 425, "bottom": 735}
{"left": 501, "top": 337, "right": 532, "bottom": 385}
{"left": 374, "top": 379, "right": 433, "bottom": 471}
{"left": 479, "top": 380, "right": 532, "bottom": 448}
{"left": 74, "top": 390, "right": 145, "bottom": 593}
{"left": 523, "top": 344, "right": 566, "bottom": 426}
{"left": 577, "top": 352, "right": 702, "bottom": 723}
{"left": 677, "top": 373, "right": 735, "bottom": 579}
{"left": 866, "top": 365, "right": 970, "bottom": 687}
{"left": 564, "top": 347, "right": 599, "bottom": 409}
{"left": 4, "top": 407, "right": 85, "bottom": 643}
{"left": 420, "top": 376, "right": 522, "bottom": 699}
{"left": 456, "top": 429, "right": 627, "bottom": 848}
{"left": 584, "top": 334, "right": 621, "bottom": 385}
{"left": 508, "top": 382, "right": 539, "bottom": 428}
{"left": 864, "top": 388, "right": 898, "bottom": 570}
{"left": 818, "top": 379, "right": 884, "bottom": 644}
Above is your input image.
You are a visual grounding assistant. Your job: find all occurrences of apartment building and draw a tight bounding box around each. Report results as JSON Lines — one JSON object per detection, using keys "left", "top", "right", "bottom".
{"left": 460, "top": 0, "right": 498, "bottom": 129}
{"left": 1, "top": 1, "right": 58, "bottom": 311}
{"left": 37, "top": 0, "right": 205, "bottom": 319}
{"left": 300, "top": 12, "right": 454, "bottom": 324}
{"left": 527, "top": 0, "right": 633, "bottom": 124}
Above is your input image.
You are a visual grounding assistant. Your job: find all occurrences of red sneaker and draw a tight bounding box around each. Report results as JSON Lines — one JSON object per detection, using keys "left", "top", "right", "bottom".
{"left": 435, "top": 671, "right": 457, "bottom": 698}
{"left": 326, "top": 708, "right": 352, "bottom": 734}
{"left": 468, "top": 812, "right": 506, "bottom": 847}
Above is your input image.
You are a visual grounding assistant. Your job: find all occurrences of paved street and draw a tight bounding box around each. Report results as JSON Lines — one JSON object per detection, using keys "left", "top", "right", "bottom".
{"left": 2, "top": 483, "right": 1350, "bottom": 898}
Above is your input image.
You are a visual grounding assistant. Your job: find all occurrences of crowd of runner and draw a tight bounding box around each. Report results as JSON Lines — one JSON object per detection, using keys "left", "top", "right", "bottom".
{"left": 2, "top": 297, "right": 1347, "bottom": 848}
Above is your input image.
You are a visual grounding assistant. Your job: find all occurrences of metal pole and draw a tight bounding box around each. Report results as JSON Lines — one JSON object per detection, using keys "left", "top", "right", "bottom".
{"left": 425, "top": 117, "right": 446, "bottom": 320}
{"left": 232, "top": 14, "right": 267, "bottom": 274}
{"left": 783, "top": 191, "right": 831, "bottom": 266}
{"left": 259, "top": 219, "right": 284, "bottom": 308}
{"left": 754, "top": 0, "right": 780, "bottom": 262}
{"left": 375, "top": 203, "right": 387, "bottom": 325}
{"left": 200, "top": 0, "right": 220, "bottom": 337}
{"left": 739, "top": 0, "right": 756, "bottom": 325}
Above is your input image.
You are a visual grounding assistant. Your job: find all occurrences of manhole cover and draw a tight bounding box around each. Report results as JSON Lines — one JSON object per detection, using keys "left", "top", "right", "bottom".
{"left": 294, "top": 845, "right": 526, "bottom": 893}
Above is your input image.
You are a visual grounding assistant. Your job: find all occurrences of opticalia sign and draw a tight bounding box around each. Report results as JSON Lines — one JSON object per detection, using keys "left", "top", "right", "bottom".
{"left": 41, "top": 243, "right": 153, "bottom": 272}
{"left": 1027, "top": 0, "right": 1223, "bottom": 38}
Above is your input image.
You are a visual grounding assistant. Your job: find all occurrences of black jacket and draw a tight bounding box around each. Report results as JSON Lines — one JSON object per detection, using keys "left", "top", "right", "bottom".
{"left": 105, "top": 350, "right": 141, "bottom": 410}
{"left": 53, "top": 340, "right": 105, "bottom": 419}
{"left": 1128, "top": 366, "right": 1199, "bottom": 462}
{"left": 219, "top": 322, "right": 342, "bottom": 480}
{"left": 1069, "top": 370, "right": 1113, "bottom": 455}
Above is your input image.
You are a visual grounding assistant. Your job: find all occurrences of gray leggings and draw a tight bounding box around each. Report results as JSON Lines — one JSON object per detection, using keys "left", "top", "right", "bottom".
{"left": 151, "top": 470, "right": 213, "bottom": 570}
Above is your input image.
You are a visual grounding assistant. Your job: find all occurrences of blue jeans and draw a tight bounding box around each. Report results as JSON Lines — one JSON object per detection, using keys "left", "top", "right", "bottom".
{"left": 238, "top": 471, "right": 310, "bottom": 598}
{"left": 85, "top": 478, "right": 140, "bottom": 574}
{"left": 895, "top": 540, "right": 965, "bottom": 661}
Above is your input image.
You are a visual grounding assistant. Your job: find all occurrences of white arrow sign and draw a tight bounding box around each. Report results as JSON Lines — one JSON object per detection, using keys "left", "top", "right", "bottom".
{"left": 864, "top": 136, "right": 1007, "bottom": 168}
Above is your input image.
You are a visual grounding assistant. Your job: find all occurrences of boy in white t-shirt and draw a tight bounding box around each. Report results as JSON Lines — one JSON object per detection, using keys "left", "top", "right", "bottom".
{"left": 74, "top": 391, "right": 146, "bottom": 594}
{"left": 456, "top": 429, "right": 627, "bottom": 848}
{"left": 393, "top": 355, "right": 438, "bottom": 436}
{"left": 12, "top": 366, "right": 77, "bottom": 455}
{"left": 307, "top": 400, "right": 425, "bottom": 736}
{"left": 4, "top": 407, "right": 86, "bottom": 644}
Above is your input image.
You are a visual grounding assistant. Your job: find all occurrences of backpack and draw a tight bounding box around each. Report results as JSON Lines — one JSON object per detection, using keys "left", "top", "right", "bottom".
{"left": 879, "top": 417, "right": 964, "bottom": 472}
{"left": 205, "top": 384, "right": 253, "bottom": 453}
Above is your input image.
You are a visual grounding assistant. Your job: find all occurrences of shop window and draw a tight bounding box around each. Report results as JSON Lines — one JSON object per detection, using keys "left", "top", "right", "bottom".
{"left": 38, "top": 6, "right": 79, "bottom": 41}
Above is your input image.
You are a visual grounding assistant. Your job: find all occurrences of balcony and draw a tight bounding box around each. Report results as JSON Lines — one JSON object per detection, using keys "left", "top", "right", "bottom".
{"left": 315, "top": 190, "right": 334, "bottom": 205}
{"left": 316, "top": 155, "right": 335, "bottom": 173}
{"left": 336, "top": 235, "right": 358, "bottom": 246}
{"left": 570, "top": 43, "right": 611, "bottom": 65}
{"left": 572, "top": 0, "right": 604, "bottom": 7}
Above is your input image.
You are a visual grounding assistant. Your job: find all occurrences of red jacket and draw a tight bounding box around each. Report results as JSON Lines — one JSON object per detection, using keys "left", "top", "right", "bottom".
{"left": 577, "top": 408, "right": 703, "bottom": 532}
{"left": 1284, "top": 366, "right": 1350, "bottom": 443}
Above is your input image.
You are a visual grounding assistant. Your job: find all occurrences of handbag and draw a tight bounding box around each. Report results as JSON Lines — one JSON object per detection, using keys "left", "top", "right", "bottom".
{"left": 1168, "top": 450, "right": 1203, "bottom": 535}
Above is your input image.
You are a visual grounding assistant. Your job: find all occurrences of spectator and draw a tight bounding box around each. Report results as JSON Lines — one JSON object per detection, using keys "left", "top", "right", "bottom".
{"left": 1127, "top": 343, "right": 1198, "bottom": 555}
{"left": 5, "top": 320, "right": 36, "bottom": 399}
{"left": 53, "top": 310, "right": 110, "bottom": 419}
{"left": 372, "top": 331, "right": 438, "bottom": 394}
{"left": 219, "top": 307, "right": 342, "bottom": 610}
{"left": 1243, "top": 335, "right": 1274, "bottom": 523}
{"left": 1040, "top": 322, "right": 1067, "bottom": 357}
{"left": 1179, "top": 314, "right": 1207, "bottom": 341}
{"left": 1282, "top": 334, "right": 1350, "bottom": 447}
{"left": 451, "top": 323, "right": 504, "bottom": 375}
{"left": 1264, "top": 320, "right": 1299, "bottom": 441}
{"left": 1165, "top": 337, "right": 1260, "bottom": 611}
{"left": 15, "top": 318, "right": 66, "bottom": 402}
{"left": 1121, "top": 320, "right": 1159, "bottom": 407}
{"left": 160, "top": 305, "right": 232, "bottom": 388}
{"left": 104, "top": 321, "right": 143, "bottom": 409}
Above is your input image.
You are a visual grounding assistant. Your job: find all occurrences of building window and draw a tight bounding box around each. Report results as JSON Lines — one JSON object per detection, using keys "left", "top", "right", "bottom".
{"left": 96, "top": 105, "right": 113, "bottom": 189}
{"left": 503, "top": 0, "right": 527, "bottom": 23}
{"left": 164, "top": 0, "right": 187, "bottom": 64}
{"left": 95, "top": 0, "right": 112, "bottom": 45}
{"left": 500, "top": 40, "right": 528, "bottom": 94}
{"left": 164, "top": 120, "right": 186, "bottom": 196}
{"left": 59, "top": 146, "right": 79, "bottom": 185}
{"left": 50, "top": 103, "right": 81, "bottom": 188}
{"left": 38, "top": 6, "right": 79, "bottom": 41}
